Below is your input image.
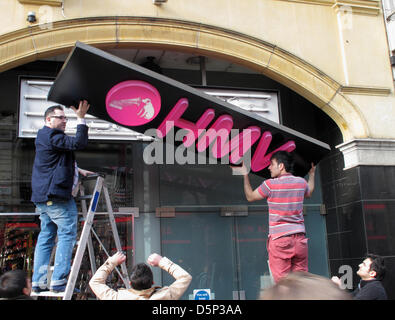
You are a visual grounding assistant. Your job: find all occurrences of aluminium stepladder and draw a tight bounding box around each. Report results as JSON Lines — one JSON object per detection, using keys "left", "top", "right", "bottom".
{"left": 31, "top": 174, "right": 131, "bottom": 300}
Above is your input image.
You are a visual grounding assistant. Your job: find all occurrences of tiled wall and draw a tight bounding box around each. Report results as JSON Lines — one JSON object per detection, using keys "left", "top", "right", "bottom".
{"left": 321, "top": 150, "right": 395, "bottom": 299}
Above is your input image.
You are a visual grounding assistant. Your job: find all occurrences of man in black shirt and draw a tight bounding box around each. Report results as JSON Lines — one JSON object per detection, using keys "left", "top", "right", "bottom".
{"left": 332, "top": 254, "right": 387, "bottom": 300}
{"left": 352, "top": 254, "right": 387, "bottom": 300}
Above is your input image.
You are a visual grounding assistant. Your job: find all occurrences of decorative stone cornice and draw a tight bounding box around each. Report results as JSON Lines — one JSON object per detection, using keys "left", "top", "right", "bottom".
{"left": 332, "top": 0, "right": 381, "bottom": 16}
{"left": 18, "top": 0, "right": 62, "bottom": 6}
{"left": 275, "top": 0, "right": 334, "bottom": 6}
{"left": 337, "top": 139, "right": 395, "bottom": 169}
{"left": 340, "top": 85, "right": 392, "bottom": 96}
{"left": 276, "top": 0, "right": 381, "bottom": 15}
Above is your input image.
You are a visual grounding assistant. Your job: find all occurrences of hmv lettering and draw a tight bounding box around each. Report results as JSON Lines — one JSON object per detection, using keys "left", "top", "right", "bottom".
{"left": 106, "top": 80, "right": 295, "bottom": 172}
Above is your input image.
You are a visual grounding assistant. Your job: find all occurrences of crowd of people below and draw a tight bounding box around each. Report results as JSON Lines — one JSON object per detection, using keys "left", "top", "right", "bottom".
{"left": 0, "top": 252, "right": 388, "bottom": 300}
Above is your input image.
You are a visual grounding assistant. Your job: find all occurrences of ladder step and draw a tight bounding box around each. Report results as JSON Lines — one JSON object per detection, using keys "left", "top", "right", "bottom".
{"left": 75, "top": 195, "right": 92, "bottom": 201}
{"left": 30, "top": 291, "right": 65, "bottom": 298}
{"left": 80, "top": 173, "right": 104, "bottom": 181}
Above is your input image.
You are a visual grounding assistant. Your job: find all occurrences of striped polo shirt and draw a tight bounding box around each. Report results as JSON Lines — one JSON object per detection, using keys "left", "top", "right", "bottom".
{"left": 258, "top": 173, "right": 309, "bottom": 239}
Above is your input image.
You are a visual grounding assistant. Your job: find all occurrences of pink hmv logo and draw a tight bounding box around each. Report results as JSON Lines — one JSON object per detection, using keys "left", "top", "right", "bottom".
{"left": 106, "top": 79, "right": 296, "bottom": 173}
{"left": 105, "top": 80, "right": 161, "bottom": 126}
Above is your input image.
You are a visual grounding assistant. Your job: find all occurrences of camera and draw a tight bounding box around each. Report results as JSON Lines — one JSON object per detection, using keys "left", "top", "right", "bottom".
{"left": 27, "top": 12, "right": 36, "bottom": 23}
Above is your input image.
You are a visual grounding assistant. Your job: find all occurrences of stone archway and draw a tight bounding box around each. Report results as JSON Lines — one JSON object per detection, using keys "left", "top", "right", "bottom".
{"left": 0, "top": 16, "right": 369, "bottom": 141}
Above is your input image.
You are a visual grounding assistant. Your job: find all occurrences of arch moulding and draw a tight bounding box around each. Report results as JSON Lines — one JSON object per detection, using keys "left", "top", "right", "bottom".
{"left": 0, "top": 16, "right": 369, "bottom": 141}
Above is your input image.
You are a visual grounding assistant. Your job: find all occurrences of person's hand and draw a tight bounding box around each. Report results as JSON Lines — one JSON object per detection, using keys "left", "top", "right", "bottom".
{"left": 331, "top": 276, "right": 341, "bottom": 287}
{"left": 308, "top": 162, "right": 316, "bottom": 177}
{"left": 147, "top": 253, "right": 162, "bottom": 267}
{"left": 230, "top": 161, "right": 249, "bottom": 176}
{"left": 108, "top": 252, "right": 126, "bottom": 266}
{"left": 70, "top": 100, "right": 90, "bottom": 119}
{"left": 78, "top": 168, "right": 95, "bottom": 177}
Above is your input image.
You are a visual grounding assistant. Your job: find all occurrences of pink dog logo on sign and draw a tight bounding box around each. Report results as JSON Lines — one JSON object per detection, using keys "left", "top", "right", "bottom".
{"left": 106, "top": 80, "right": 161, "bottom": 126}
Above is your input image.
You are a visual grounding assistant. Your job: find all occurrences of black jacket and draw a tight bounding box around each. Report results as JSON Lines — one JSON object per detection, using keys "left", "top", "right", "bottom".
{"left": 31, "top": 124, "right": 88, "bottom": 203}
{"left": 353, "top": 279, "right": 387, "bottom": 300}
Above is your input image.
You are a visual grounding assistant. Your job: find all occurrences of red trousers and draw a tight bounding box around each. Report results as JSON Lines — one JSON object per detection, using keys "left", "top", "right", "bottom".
{"left": 267, "top": 233, "right": 308, "bottom": 283}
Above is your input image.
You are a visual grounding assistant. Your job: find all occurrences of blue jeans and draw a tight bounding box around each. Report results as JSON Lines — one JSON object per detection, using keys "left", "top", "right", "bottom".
{"left": 32, "top": 199, "right": 78, "bottom": 289}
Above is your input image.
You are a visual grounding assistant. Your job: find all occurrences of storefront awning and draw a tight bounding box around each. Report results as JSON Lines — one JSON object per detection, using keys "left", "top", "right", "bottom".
{"left": 48, "top": 42, "right": 330, "bottom": 178}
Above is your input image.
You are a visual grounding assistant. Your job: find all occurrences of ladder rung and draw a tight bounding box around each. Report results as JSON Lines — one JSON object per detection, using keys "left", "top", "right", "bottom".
{"left": 30, "top": 291, "right": 65, "bottom": 298}
{"left": 75, "top": 195, "right": 92, "bottom": 201}
{"left": 80, "top": 173, "right": 104, "bottom": 181}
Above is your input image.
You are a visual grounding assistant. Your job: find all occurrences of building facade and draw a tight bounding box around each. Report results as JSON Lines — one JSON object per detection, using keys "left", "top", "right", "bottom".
{"left": 0, "top": 0, "right": 394, "bottom": 299}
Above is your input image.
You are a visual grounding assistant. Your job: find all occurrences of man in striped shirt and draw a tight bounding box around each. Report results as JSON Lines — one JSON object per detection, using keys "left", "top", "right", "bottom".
{"left": 232, "top": 151, "right": 316, "bottom": 283}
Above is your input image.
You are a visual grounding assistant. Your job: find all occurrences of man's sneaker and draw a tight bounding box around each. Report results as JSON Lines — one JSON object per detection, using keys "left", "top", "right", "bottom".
{"left": 50, "top": 285, "right": 80, "bottom": 294}
{"left": 32, "top": 286, "right": 48, "bottom": 293}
